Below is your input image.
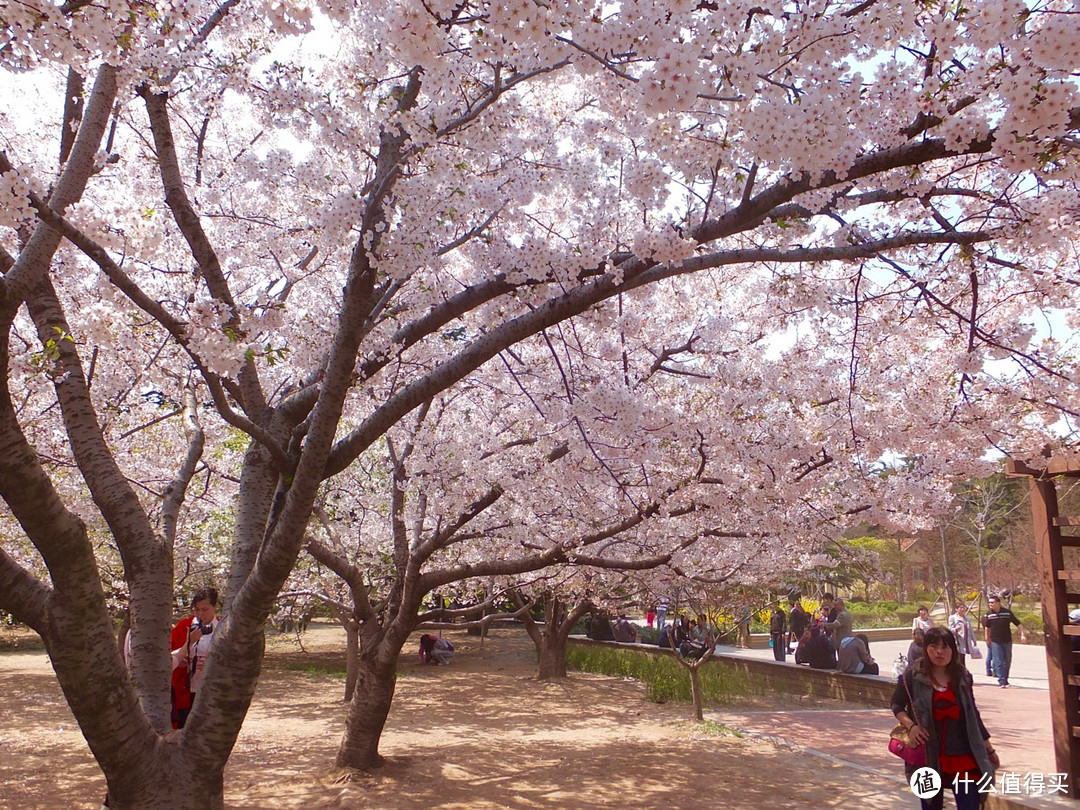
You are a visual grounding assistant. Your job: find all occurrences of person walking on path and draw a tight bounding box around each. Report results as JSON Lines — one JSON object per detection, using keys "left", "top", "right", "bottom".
{"left": 981, "top": 595, "right": 1027, "bottom": 688}
{"left": 891, "top": 627, "right": 1000, "bottom": 810}
{"left": 656, "top": 597, "right": 669, "bottom": 632}
{"left": 948, "top": 603, "right": 979, "bottom": 668}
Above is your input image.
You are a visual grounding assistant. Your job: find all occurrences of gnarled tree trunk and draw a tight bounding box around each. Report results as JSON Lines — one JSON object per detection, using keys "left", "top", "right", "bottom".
{"left": 334, "top": 618, "right": 411, "bottom": 771}
{"left": 513, "top": 591, "right": 591, "bottom": 680}
{"left": 536, "top": 629, "right": 569, "bottom": 679}
{"left": 335, "top": 654, "right": 399, "bottom": 770}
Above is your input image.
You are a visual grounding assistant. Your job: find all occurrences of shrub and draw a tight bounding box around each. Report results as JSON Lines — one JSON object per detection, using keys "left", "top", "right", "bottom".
{"left": 637, "top": 625, "right": 660, "bottom": 645}
{"left": 843, "top": 599, "right": 903, "bottom": 629}
{"left": 1014, "top": 611, "right": 1045, "bottom": 646}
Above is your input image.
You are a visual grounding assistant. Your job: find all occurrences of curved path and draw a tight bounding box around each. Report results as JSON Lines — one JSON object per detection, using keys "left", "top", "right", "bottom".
{"left": 708, "top": 640, "right": 1067, "bottom": 810}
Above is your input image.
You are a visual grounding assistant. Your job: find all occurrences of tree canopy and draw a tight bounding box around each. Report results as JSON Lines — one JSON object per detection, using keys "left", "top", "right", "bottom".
{"left": 0, "top": 0, "right": 1077, "bottom": 806}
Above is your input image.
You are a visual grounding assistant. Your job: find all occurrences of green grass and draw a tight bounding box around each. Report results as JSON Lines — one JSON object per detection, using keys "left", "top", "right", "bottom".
{"left": 565, "top": 645, "right": 762, "bottom": 705}
{"left": 695, "top": 719, "right": 744, "bottom": 738}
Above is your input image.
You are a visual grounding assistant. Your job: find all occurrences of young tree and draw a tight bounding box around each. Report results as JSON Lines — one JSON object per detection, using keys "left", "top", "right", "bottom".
{"left": 1, "top": 2, "right": 1077, "bottom": 807}
{"left": 947, "top": 474, "right": 1029, "bottom": 610}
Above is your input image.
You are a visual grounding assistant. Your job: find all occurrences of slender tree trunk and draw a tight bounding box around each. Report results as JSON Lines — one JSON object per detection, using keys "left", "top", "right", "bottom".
{"left": 225, "top": 440, "right": 279, "bottom": 612}
{"left": 940, "top": 526, "right": 954, "bottom": 613}
{"left": 896, "top": 537, "right": 907, "bottom": 602}
{"left": 976, "top": 541, "right": 988, "bottom": 604}
{"left": 689, "top": 666, "right": 704, "bottom": 721}
{"left": 343, "top": 618, "right": 360, "bottom": 702}
{"left": 335, "top": 654, "right": 399, "bottom": 770}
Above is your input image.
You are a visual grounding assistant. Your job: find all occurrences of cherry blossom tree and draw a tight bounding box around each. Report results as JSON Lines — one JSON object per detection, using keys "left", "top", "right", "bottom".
{"left": 0, "top": 0, "right": 1077, "bottom": 806}
{"left": 289, "top": 311, "right": 987, "bottom": 769}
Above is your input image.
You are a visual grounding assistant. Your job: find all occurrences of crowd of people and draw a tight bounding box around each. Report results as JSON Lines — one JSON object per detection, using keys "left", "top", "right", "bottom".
{"left": 589, "top": 593, "right": 1028, "bottom": 692}
{"left": 780, "top": 592, "right": 877, "bottom": 674}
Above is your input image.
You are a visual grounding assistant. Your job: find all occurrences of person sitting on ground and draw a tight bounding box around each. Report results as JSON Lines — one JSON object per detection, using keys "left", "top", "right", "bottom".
{"left": 908, "top": 627, "right": 926, "bottom": 668}
{"left": 796, "top": 625, "right": 837, "bottom": 669}
{"left": 612, "top": 615, "right": 640, "bottom": 643}
{"left": 837, "top": 632, "right": 879, "bottom": 675}
{"left": 419, "top": 634, "right": 455, "bottom": 665}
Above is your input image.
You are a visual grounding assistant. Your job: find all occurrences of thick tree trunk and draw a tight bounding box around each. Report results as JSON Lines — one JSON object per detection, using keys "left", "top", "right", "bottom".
{"left": 513, "top": 591, "right": 589, "bottom": 680}
{"left": 537, "top": 633, "right": 568, "bottom": 679}
{"left": 225, "top": 440, "right": 280, "bottom": 612}
{"left": 103, "top": 741, "right": 225, "bottom": 810}
{"left": 335, "top": 654, "right": 399, "bottom": 770}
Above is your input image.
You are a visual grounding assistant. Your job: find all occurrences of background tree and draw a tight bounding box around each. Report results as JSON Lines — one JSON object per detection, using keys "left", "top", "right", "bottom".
{"left": 946, "top": 474, "right": 1029, "bottom": 611}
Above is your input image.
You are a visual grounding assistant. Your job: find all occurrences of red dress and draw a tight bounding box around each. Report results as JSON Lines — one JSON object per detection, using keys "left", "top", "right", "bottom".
{"left": 170, "top": 616, "right": 195, "bottom": 727}
{"left": 931, "top": 682, "right": 979, "bottom": 776}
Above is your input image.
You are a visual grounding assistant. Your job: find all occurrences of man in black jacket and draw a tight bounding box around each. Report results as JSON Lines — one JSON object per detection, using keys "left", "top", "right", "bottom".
{"left": 981, "top": 594, "right": 1027, "bottom": 687}
{"left": 788, "top": 598, "right": 809, "bottom": 652}
{"left": 769, "top": 606, "right": 787, "bottom": 661}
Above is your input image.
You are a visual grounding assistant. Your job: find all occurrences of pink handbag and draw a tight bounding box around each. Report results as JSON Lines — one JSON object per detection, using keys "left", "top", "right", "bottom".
{"left": 888, "top": 733, "right": 927, "bottom": 767}
{"left": 888, "top": 674, "right": 928, "bottom": 767}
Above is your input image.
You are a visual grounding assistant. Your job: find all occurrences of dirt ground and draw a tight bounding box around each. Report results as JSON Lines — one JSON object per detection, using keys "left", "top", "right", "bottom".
{"left": 0, "top": 623, "right": 911, "bottom": 809}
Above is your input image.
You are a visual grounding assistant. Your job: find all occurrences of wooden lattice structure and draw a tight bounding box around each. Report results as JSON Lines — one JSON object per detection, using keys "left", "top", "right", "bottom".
{"left": 1006, "top": 456, "right": 1080, "bottom": 798}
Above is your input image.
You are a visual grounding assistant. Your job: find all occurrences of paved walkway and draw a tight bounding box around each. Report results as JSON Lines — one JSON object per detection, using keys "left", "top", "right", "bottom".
{"left": 701, "top": 639, "right": 1070, "bottom": 809}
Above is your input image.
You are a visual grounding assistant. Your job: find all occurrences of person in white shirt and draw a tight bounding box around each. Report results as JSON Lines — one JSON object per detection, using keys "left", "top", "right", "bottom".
{"left": 911, "top": 605, "right": 933, "bottom": 633}
{"left": 948, "top": 603, "right": 979, "bottom": 666}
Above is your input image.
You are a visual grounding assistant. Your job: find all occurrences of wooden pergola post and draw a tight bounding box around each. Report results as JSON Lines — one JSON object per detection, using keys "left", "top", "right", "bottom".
{"left": 1006, "top": 456, "right": 1080, "bottom": 798}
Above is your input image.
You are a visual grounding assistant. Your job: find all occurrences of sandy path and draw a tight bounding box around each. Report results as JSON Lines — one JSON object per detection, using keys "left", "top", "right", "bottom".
{"left": 0, "top": 625, "right": 913, "bottom": 809}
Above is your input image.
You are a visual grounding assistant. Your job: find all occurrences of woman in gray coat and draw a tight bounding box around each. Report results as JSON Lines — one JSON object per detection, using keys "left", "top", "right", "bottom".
{"left": 890, "top": 627, "right": 1000, "bottom": 810}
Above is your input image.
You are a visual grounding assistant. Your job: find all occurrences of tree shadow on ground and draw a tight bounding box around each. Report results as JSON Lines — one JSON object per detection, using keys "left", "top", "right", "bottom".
{"left": 0, "top": 626, "right": 912, "bottom": 809}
